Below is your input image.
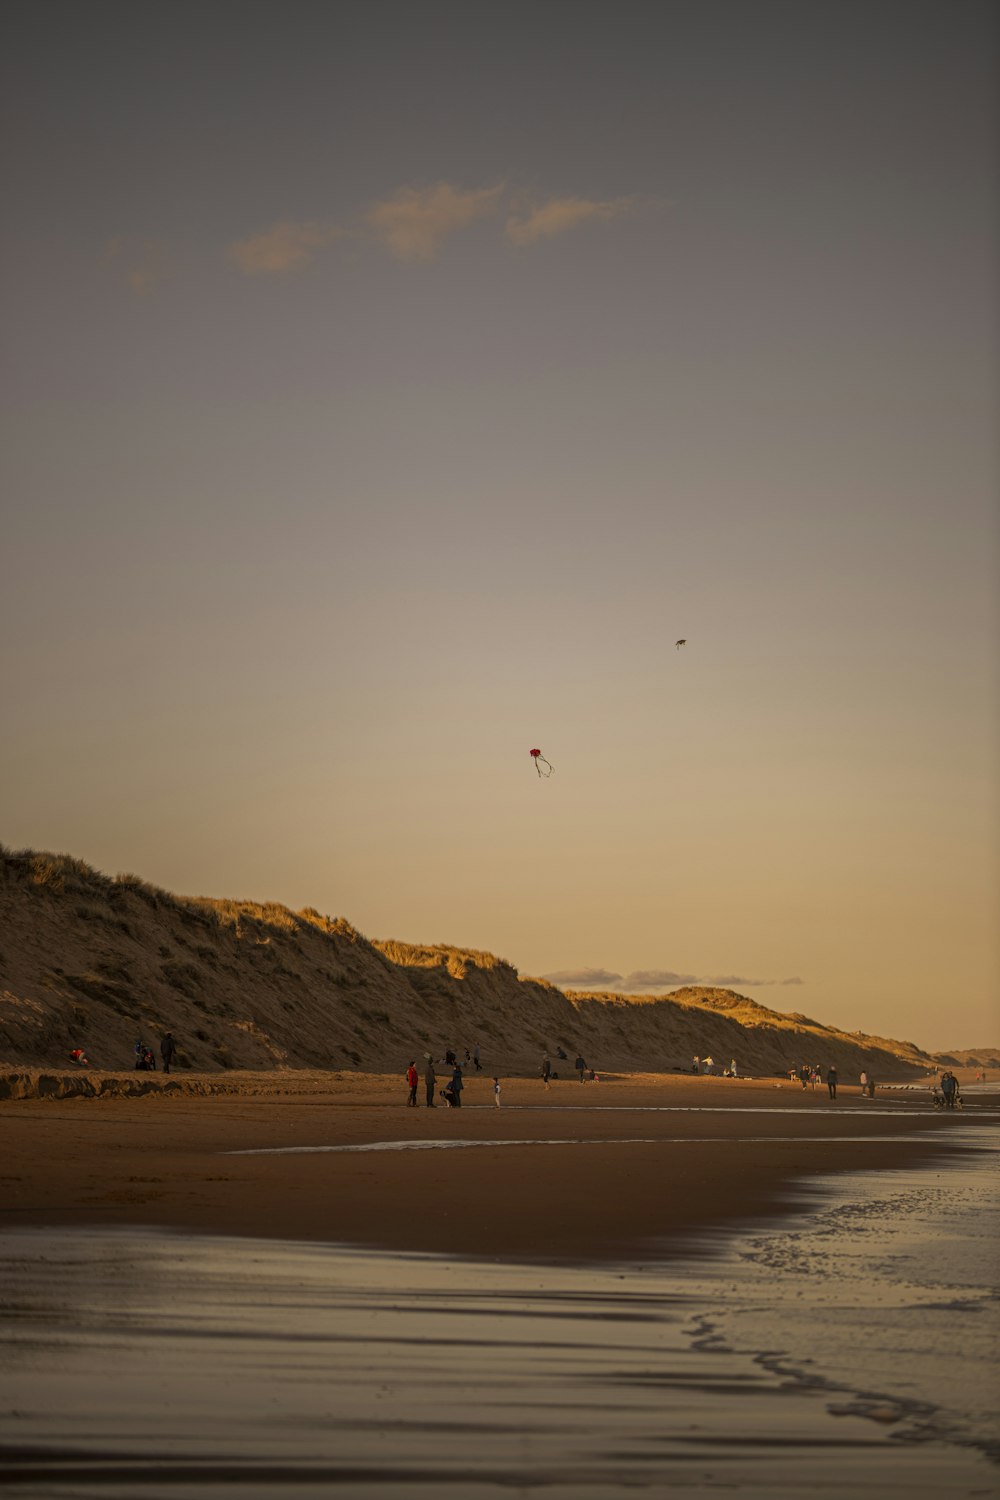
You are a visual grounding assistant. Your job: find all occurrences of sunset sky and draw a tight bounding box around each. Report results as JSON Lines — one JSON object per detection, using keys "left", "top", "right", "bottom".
{"left": 2, "top": 1, "right": 997, "bottom": 1050}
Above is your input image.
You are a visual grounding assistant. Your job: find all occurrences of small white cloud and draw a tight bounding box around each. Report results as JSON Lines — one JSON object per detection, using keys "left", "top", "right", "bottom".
{"left": 228, "top": 221, "right": 343, "bottom": 275}
{"left": 367, "top": 182, "right": 504, "bottom": 262}
{"left": 505, "top": 195, "right": 636, "bottom": 247}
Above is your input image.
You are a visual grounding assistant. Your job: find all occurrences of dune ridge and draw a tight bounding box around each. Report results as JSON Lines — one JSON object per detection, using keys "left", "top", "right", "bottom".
{"left": 0, "top": 847, "right": 949, "bottom": 1080}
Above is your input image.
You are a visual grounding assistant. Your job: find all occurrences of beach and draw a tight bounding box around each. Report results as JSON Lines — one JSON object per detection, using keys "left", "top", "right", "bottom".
{"left": 1, "top": 1071, "right": 994, "bottom": 1259}
{"left": 3, "top": 1072, "right": 998, "bottom": 1497}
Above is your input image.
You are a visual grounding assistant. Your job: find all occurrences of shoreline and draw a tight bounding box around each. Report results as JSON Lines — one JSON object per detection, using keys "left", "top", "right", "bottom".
{"left": 2, "top": 1137, "right": 997, "bottom": 1494}
{"left": 4, "top": 1071, "right": 996, "bottom": 1263}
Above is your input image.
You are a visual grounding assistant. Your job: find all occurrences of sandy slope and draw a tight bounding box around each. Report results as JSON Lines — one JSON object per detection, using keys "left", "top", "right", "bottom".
{"left": 0, "top": 847, "right": 948, "bottom": 1079}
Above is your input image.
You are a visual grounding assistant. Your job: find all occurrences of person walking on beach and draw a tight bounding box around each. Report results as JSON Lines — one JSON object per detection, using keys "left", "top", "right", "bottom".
{"left": 493, "top": 1076, "right": 501, "bottom": 1107}
{"left": 940, "top": 1071, "right": 958, "bottom": 1108}
{"left": 692, "top": 1056, "right": 701, "bottom": 1075}
{"left": 827, "top": 1066, "right": 838, "bottom": 1100}
{"left": 868, "top": 1074, "right": 877, "bottom": 1098}
{"left": 575, "top": 1054, "right": 587, "bottom": 1083}
{"left": 406, "top": 1060, "right": 418, "bottom": 1107}
{"left": 473, "top": 1042, "right": 481, "bottom": 1072}
{"left": 729, "top": 1059, "right": 737, "bottom": 1078}
{"left": 541, "top": 1053, "right": 551, "bottom": 1089}
{"left": 160, "top": 1032, "right": 176, "bottom": 1074}
{"left": 859, "top": 1070, "right": 869, "bottom": 1098}
{"left": 423, "top": 1054, "right": 436, "bottom": 1107}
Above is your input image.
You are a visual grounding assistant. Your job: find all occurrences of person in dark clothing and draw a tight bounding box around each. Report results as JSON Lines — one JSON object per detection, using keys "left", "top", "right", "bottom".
{"left": 473, "top": 1042, "right": 481, "bottom": 1071}
{"left": 143, "top": 1047, "right": 156, "bottom": 1071}
{"left": 541, "top": 1054, "right": 552, "bottom": 1089}
{"left": 827, "top": 1066, "right": 838, "bottom": 1100}
{"left": 134, "top": 1039, "right": 146, "bottom": 1070}
{"left": 449, "top": 1066, "right": 463, "bottom": 1107}
{"left": 940, "top": 1071, "right": 958, "bottom": 1108}
{"left": 423, "top": 1055, "right": 436, "bottom": 1107}
{"left": 575, "top": 1055, "right": 587, "bottom": 1083}
{"left": 160, "top": 1033, "right": 176, "bottom": 1074}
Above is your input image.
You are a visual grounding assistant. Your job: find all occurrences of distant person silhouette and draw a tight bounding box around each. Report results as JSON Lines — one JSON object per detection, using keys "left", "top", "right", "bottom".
{"left": 160, "top": 1033, "right": 176, "bottom": 1074}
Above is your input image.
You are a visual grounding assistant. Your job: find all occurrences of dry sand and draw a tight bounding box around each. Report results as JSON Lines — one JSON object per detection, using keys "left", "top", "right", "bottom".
{"left": 3, "top": 1070, "right": 993, "bottom": 1261}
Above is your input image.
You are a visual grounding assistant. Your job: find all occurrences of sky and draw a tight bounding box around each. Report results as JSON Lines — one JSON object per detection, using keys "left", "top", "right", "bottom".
{"left": 2, "top": 1, "right": 997, "bottom": 1051}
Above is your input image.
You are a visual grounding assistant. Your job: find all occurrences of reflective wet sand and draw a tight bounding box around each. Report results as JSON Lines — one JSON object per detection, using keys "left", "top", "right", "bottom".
{"left": 2, "top": 1129, "right": 997, "bottom": 1498}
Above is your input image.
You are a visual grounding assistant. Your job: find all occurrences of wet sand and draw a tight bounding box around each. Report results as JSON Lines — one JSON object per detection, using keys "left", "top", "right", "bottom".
{"left": 3, "top": 1074, "right": 998, "bottom": 1497}
{"left": 2, "top": 1071, "right": 995, "bottom": 1260}
{"left": 1, "top": 1133, "right": 997, "bottom": 1499}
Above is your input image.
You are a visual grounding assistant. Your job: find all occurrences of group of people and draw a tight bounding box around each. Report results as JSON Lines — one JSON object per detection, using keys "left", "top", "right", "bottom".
{"left": 405, "top": 1042, "right": 607, "bottom": 1108}
{"left": 693, "top": 1056, "right": 738, "bottom": 1076}
{"left": 405, "top": 1053, "right": 500, "bottom": 1109}
{"left": 789, "top": 1064, "right": 826, "bottom": 1089}
{"left": 784, "top": 1064, "right": 842, "bottom": 1098}
{"left": 134, "top": 1033, "right": 176, "bottom": 1073}
{"left": 541, "top": 1052, "right": 598, "bottom": 1086}
{"left": 68, "top": 1032, "right": 178, "bottom": 1072}
{"left": 934, "top": 1071, "right": 962, "bottom": 1109}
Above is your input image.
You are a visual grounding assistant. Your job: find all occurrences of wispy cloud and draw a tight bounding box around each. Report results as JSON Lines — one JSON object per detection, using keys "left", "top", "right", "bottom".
{"left": 224, "top": 183, "right": 644, "bottom": 280}
{"left": 104, "top": 237, "right": 174, "bottom": 295}
{"left": 623, "top": 969, "right": 699, "bottom": 989}
{"left": 544, "top": 966, "right": 804, "bottom": 992}
{"left": 543, "top": 967, "right": 623, "bottom": 988}
{"left": 367, "top": 182, "right": 504, "bottom": 262}
{"left": 228, "top": 220, "right": 343, "bottom": 274}
{"left": 505, "top": 195, "right": 636, "bottom": 247}
{"left": 705, "top": 975, "right": 804, "bottom": 988}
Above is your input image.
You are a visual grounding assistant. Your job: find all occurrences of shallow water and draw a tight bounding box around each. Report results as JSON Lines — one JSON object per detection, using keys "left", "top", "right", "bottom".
{"left": 681, "top": 1127, "right": 1000, "bottom": 1456}
{"left": 230, "top": 1134, "right": 985, "bottom": 1154}
{"left": 1, "top": 1129, "right": 997, "bottom": 1498}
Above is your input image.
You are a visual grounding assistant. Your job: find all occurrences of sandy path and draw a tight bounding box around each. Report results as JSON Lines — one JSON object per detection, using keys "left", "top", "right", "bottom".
{"left": 2, "top": 1072, "right": 993, "bottom": 1261}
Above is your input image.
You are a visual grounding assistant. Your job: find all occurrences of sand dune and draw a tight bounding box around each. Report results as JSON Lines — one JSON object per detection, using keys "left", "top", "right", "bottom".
{"left": 0, "top": 847, "right": 947, "bottom": 1080}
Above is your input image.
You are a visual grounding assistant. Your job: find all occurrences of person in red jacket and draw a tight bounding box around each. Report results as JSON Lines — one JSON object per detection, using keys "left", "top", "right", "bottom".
{"left": 406, "top": 1061, "right": 418, "bottom": 1107}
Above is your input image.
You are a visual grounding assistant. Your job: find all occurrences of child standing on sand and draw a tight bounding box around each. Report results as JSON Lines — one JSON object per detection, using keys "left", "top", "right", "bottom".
{"left": 493, "top": 1077, "right": 501, "bottom": 1107}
